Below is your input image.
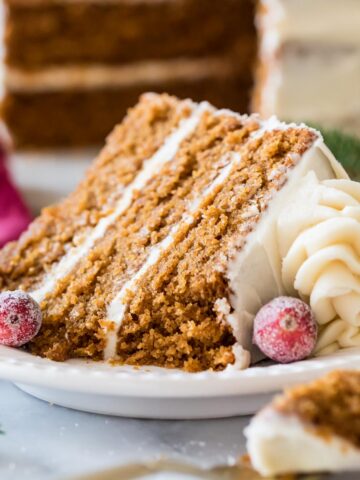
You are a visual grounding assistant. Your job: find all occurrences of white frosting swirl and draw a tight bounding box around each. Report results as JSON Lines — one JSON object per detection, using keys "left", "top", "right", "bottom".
{"left": 278, "top": 172, "right": 360, "bottom": 354}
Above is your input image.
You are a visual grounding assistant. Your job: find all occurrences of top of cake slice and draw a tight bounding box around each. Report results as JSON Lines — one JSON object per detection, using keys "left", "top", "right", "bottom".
{"left": 246, "top": 370, "right": 360, "bottom": 475}
{"left": 0, "top": 93, "right": 353, "bottom": 371}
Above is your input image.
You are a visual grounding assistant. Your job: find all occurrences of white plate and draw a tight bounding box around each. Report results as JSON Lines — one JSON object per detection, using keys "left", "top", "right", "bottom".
{"left": 0, "top": 346, "right": 359, "bottom": 419}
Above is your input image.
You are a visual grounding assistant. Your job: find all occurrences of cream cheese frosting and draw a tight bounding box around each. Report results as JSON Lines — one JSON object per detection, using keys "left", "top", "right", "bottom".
{"left": 245, "top": 408, "right": 360, "bottom": 476}
{"left": 278, "top": 175, "right": 360, "bottom": 355}
{"left": 226, "top": 132, "right": 348, "bottom": 362}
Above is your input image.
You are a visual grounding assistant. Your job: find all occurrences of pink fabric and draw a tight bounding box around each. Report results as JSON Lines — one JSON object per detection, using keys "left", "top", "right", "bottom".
{"left": 0, "top": 151, "right": 31, "bottom": 247}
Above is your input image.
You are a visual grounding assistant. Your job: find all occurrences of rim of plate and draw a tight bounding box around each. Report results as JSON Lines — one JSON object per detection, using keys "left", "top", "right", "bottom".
{"left": 0, "top": 346, "right": 359, "bottom": 398}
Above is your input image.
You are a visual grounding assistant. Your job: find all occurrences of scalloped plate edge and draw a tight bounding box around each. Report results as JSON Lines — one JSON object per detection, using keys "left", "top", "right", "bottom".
{"left": 0, "top": 346, "right": 359, "bottom": 398}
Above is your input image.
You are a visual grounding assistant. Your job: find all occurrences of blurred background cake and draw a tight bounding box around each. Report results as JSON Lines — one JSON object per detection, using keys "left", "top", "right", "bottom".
{"left": 1, "top": 0, "right": 256, "bottom": 148}
{"left": 0, "top": 0, "right": 359, "bottom": 215}
{"left": 2, "top": 0, "right": 360, "bottom": 150}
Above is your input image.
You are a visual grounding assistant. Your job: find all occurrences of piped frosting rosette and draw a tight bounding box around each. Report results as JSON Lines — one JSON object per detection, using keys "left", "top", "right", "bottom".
{"left": 277, "top": 171, "right": 360, "bottom": 355}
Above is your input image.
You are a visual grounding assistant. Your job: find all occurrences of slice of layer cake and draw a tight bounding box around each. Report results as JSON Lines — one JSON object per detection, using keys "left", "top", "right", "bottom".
{"left": 246, "top": 370, "right": 360, "bottom": 475}
{"left": 0, "top": 93, "right": 348, "bottom": 371}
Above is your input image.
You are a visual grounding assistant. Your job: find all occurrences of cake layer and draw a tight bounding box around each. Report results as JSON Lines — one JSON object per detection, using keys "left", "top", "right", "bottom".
{"left": 0, "top": 94, "right": 323, "bottom": 370}
{"left": 4, "top": 0, "right": 255, "bottom": 69}
{"left": 2, "top": 77, "right": 252, "bottom": 148}
{"left": 0, "top": 94, "right": 190, "bottom": 291}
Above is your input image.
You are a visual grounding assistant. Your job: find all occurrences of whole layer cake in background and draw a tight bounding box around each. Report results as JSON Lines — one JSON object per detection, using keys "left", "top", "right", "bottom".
{"left": 1, "top": 93, "right": 359, "bottom": 371}
{"left": 254, "top": 0, "right": 360, "bottom": 136}
{"left": 2, "top": 0, "right": 360, "bottom": 150}
{"left": 1, "top": 0, "right": 256, "bottom": 148}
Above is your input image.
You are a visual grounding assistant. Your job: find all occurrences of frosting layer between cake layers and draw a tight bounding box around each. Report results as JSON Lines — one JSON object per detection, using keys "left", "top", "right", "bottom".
{"left": 29, "top": 100, "right": 210, "bottom": 305}
{"left": 4, "top": 58, "right": 237, "bottom": 92}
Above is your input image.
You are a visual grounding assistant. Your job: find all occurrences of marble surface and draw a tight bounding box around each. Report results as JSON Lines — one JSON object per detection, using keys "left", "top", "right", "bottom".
{"left": 1, "top": 380, "right": 358, "bottom": 480}
{"left": 0, "top": 380, "right": 249, "bottom": 480}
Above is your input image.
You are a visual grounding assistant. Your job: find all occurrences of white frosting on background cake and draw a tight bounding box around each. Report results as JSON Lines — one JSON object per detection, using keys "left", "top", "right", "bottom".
{"left": 245, "top": 407, "right": 360, "bottom": 476}
{"left": 260, "top": 0, "right": 360, "bottom": 45}
{"left": 259, "top": 46, "right": 360, "bottom": 134}
{"left": 257, "top": 0, "right": 360, "bottom": 136}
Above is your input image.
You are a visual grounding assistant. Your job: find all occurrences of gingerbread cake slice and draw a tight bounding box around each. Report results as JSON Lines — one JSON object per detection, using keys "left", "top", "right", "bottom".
{"left": 246, "top": 370, "right": 360, "bottom": 475}
{"left": 0, "top": 93, "right": 348, "bottom": 371}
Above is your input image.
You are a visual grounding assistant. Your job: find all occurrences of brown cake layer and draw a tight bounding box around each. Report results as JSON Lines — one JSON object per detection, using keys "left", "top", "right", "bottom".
{"left": 2, "top": 76, "right": 253, "bottom": 148}
{"left": 4, "top": 0, "right": 256, "bottom": 69}
{"left": 0, "top": 94, "right": 317, "bottom": 371}
{"left": 0, "top": 94, "right": 189, "bottom": 292}
{"left": 275, "top": 370, "right": 360, "bottom": 449}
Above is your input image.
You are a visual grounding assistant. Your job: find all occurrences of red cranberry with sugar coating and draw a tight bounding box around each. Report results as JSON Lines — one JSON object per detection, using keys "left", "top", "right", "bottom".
{"left": 253, "top": 296, "right": 317, "bottom": 363}
{"left": 0, "top": 290, "right": 42, "bottom": 347}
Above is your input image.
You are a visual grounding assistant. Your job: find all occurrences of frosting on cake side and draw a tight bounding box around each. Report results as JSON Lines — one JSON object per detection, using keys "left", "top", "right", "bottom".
{"left": 225, "top": 129, "right": 349, "bottom": 363}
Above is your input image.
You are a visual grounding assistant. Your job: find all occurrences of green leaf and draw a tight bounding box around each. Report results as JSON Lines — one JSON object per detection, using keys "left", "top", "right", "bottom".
{"left": 314, "top": 126, "right": 360, "bottom": 180}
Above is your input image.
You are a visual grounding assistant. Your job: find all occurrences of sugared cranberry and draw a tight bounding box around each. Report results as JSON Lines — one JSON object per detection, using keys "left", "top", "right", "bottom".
{"left": 0, "top": 291, "right": 42, "bottom": 347}
{"left": 253, "top": 296, "right": 317, "bottom": 363}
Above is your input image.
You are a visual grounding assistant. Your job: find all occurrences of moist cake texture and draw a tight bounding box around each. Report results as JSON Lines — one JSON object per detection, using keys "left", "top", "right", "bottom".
{"left": 2, "top": 0, "right": 256, "bottom": 148}
{"left": 0, "top": 94, "right": 347, "bottom": 371}
{"left": 246, "top": 370, "right": 360, "bottom": 475}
